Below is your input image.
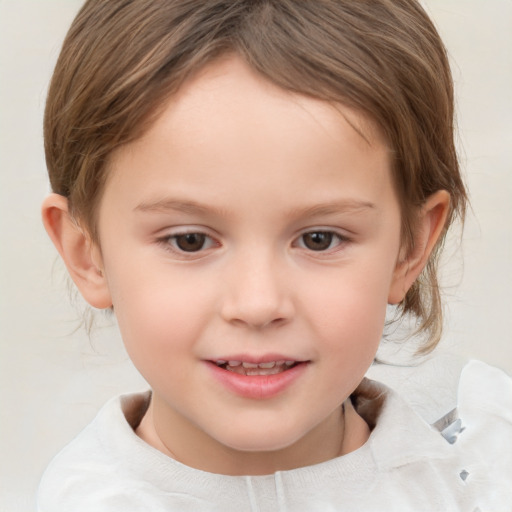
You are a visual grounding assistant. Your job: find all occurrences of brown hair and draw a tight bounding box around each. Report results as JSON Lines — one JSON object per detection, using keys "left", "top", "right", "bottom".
{"left": 44, "top": 0, "right": 467, "bottom": 352}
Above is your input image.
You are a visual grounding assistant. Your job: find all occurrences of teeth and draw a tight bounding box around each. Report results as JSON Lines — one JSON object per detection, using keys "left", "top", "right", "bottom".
{"left": 235, "top": 360, "right": 294, "bottom": 369}
{"left": 215, "top": 360, "right": 298, "bottom": 369}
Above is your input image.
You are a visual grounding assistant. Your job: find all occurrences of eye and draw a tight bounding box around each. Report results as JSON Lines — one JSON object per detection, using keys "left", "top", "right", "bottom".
{"left": 174, "top": 233, "right": 207, "bottom": 252}
{"left": 161, "top": 232, "right": 217, "bottom": 253}
{"left": 297, "top": 231, "right": 345, "bottom": 252}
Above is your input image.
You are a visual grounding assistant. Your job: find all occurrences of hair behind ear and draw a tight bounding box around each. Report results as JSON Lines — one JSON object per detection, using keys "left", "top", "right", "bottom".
{"left": 41, "top": 193, "right": 112, "bottom": 309}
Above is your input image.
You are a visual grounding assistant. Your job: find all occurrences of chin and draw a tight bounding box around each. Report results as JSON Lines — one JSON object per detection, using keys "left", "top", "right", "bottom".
{"left": 212, "top": 423, "right": 306, "bottom": 454}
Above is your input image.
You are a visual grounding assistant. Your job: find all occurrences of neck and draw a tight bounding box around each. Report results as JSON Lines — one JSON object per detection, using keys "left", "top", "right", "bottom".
{"left": 136, "top": 396, "right": 370, "bottom": 475}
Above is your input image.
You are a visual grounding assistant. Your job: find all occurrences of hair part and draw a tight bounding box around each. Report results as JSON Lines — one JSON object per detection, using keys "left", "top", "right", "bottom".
{"left": 44, "top": 0, "right": 467, "bottom": 352}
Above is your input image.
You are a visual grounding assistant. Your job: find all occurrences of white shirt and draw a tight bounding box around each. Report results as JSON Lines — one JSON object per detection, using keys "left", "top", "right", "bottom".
{"left": 37, "top": 360, "right": 512, "bottom": 511}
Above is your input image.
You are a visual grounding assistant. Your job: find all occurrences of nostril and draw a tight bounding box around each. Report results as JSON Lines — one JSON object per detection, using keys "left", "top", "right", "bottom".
{"left": 227, "top": 315, "right": 289, "bottom": 330}
{"left": 220, "top": 273, "right": 294, "bottom": 328}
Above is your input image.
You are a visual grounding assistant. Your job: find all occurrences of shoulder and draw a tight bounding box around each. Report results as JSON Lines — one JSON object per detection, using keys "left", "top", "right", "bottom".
{"left": 452, "top": 360, "right": 512, "bottom": 509}
{"left": 37, "top": 392, "right": 159, "bottom": 512}
{"left": 457, "top": 360, "right": 512, "bottom": 440}
{"left": 458, "top": 359, "right": 512, "bottom": 415}
{"left": 457, "top": 361, "right": 512, "bottom": 489}
{"left": 431, "top": 358, "right": 512, "bottom": 448}
{"left": 366, "top": 356, "right": 512, "bottom": 508}
{"left": 36, "top": 392, "right": 252, "bottom": 511}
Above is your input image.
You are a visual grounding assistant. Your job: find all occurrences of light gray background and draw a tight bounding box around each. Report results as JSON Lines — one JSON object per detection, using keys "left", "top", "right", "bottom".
{"left": 1, "top": 1, "right": 511, "bottom": 510}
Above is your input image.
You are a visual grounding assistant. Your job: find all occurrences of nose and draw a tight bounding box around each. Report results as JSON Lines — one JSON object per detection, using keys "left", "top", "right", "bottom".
{"left": 220, "top": 249, "right": 294, "bottom": 329}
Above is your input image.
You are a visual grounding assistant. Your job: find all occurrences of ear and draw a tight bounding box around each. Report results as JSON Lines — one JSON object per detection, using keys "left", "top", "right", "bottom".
{"left": 388, "top": 190, "right": 450, "bottom": 304}
{"left": 41, "top": 193, "right": 112, "bottom": 309}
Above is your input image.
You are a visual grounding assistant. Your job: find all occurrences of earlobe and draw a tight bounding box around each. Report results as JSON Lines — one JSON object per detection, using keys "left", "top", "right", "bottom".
{"left": 388, "top": 190, "right": 450, "bottom": 304}
{"left": 41, "top": 193, "right": 112, "bottom": 309}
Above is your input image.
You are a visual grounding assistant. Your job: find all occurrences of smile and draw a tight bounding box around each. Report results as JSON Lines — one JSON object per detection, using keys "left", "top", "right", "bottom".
{"left": 207, "top": 358, "right": 309, "bottom": 399}
{"left": 214, "top": 360, "right": 297, "bottom": 376}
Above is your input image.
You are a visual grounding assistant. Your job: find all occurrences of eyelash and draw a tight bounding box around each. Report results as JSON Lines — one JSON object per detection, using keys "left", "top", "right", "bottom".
{"left": 156, "top": 229, "right": 350, "bottom": 257}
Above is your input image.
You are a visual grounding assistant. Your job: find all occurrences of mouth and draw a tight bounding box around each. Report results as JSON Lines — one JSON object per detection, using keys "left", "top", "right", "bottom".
{"left": 207, "top": 357, "right": 309, "bottom": 399}
{"left": 212, "top": 360, "right": 299, "bottom": 376}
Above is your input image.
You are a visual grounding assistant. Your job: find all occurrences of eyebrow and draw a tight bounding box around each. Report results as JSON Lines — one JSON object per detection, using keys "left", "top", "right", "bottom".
{"left": 289, "top": 200, "right": 376, "bottom": 218}
{"left": 135, "top": 198, "right": 226, "bottom": 216}
{"left": 134, "top": 198, "right": 376, "bottom": 218}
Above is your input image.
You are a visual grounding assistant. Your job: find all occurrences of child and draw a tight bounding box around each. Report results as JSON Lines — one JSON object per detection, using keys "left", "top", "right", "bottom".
{"left": 38, "top": 0, "right": 512, "bottom": 510}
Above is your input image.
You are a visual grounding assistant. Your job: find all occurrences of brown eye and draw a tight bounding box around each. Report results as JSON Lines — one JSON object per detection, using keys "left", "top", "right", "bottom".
{"left": 301, "top": 232, "right": 334, "bottom": 251}
{"left": 174, "top": 233, "right": 207, "bottom": 252}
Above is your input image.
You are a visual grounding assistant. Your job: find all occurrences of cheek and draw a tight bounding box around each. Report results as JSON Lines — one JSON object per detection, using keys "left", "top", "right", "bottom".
{"left": 105, "top": 264, "right": 216, "bottom": 363}
{"left": 306, "top": 278, "right": 388, "bottom": 392}
{"left": 301, "top": 261, "right": 394, "bottom": 354}
{"left": 112, "top": 290, "right": 206, "bottom": 390}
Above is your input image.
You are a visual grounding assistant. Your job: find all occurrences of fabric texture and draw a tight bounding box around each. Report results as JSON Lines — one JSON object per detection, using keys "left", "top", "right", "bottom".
{"left": 37, "top": 360, "right": 512, "bottom": 511}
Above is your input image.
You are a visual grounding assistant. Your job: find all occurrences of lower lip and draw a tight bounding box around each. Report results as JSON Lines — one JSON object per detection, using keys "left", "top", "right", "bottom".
{"left": 206, "top": 362, "right": 308, "bottom": 400}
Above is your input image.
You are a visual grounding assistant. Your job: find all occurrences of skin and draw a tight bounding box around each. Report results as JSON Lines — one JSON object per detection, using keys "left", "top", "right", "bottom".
{"left": 42, "top": 56, "right": 449, "bottom": 476}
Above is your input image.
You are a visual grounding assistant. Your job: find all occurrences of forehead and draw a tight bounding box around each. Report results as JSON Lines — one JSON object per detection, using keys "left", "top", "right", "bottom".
{"left": 105, "top": 56, "right": 395, "bottom": 218}
{"left": 161, "top": 56, "right": 386, "bottom": 150}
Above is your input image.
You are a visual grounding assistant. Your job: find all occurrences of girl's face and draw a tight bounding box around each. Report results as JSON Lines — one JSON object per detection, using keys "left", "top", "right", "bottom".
{"left": 95, "top": 57, "right": 405, "bottom": 474}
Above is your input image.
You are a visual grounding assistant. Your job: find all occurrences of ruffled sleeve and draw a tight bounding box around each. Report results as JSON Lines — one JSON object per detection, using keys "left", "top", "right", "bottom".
{"left": 457, "top": 361, "right": 512, "bottom": 509}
